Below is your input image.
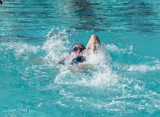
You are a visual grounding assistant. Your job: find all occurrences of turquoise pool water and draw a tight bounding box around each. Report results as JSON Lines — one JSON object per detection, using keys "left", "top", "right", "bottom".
{"left": 0, "top": 0, "right": 160, "bottom": 116}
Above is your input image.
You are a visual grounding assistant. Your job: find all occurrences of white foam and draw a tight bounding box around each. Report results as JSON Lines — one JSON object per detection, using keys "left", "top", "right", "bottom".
{"left": 105, "top": 44, "right": 133, "bottom": 54}
{"left": 85, "top": 47, "right": 111, "bottom": 65}
{"left": 42, "top": 28, "right": 70, "bottom": 65}
{"left": 43, "top": 28, "right": 118, "bottom": 87}
{"left": 54, "top": 47, "right": 119, "bottom": 88}
{"left": 127, "top": 64, "right": 160, "bottom": 72}
{"left": 1, "top": 41, "right": 40, "bottom": 60}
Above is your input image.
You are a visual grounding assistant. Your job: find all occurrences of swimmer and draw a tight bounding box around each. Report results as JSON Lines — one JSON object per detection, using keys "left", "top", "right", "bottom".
{"left": 59, "top": 35, "right": 101, "bottom": 66}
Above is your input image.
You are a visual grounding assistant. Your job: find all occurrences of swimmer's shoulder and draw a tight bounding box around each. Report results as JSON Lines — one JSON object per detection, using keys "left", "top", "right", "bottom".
{"left": 58, "top": 55, "right": 86, "bottom": 66}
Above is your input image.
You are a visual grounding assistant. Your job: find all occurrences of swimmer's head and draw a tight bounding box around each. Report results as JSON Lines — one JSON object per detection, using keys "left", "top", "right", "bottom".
{"left": 70, "top": 44, "right": 85, "bottom": 56}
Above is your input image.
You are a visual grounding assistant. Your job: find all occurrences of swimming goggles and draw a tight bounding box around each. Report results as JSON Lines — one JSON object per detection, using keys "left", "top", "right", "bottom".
{"left": 71, "top": 47, "right": 85, "bottom": 52}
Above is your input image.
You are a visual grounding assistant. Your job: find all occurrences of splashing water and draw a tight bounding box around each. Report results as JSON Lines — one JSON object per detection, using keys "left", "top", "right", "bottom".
{"left": 1, "top": 0, "right": 160, "bottom": 116}
{"left": 1, "top": 27, "right": 160, "bottom": 116}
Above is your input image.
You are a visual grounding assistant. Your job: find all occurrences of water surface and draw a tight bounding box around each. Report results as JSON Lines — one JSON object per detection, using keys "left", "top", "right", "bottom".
{"left": 0, "top": 0, "right": 160, "bottom": 116}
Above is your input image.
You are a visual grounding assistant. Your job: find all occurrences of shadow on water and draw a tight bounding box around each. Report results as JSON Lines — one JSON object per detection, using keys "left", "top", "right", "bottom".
{"left": 1, "top": 0, "right": 160, "bottom": 36}
{"left": 122, "top": 1, "right": 160, "bottom": 32}
{"left": 59, "top": 0, "right": 160, "bottom": 33}
{"left": 70, "top": 0, "right": 104, "bottom": 32}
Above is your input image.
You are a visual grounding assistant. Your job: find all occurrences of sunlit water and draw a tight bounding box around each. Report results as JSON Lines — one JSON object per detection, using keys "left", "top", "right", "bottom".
{"left": 0, "top": 0, "right": 160, "bottom": 116}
